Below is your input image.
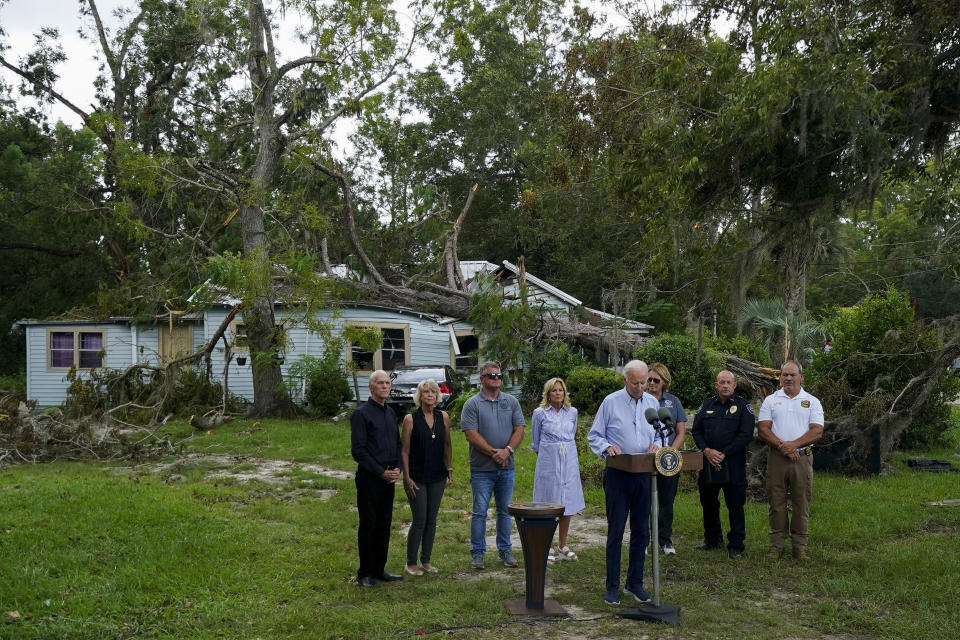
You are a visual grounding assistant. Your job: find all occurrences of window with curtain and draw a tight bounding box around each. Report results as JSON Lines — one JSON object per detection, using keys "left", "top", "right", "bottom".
{"left": 48, "top": 330, "right": 105, "bottom": 369}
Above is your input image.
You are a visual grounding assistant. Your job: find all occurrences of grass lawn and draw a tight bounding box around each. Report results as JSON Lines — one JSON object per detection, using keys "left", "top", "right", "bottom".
{"left": 1, "top": 417, "right": 959, "bottom": 639}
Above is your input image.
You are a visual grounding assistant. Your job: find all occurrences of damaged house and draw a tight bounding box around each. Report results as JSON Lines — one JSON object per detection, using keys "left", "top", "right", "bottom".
{"left": 17, "top": 261, "right": 652, "bottom": 409}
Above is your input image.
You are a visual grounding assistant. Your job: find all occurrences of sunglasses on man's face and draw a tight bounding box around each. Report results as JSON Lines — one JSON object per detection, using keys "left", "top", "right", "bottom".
{"left": 484, "top": 372, "right": 505, "bottom": 379}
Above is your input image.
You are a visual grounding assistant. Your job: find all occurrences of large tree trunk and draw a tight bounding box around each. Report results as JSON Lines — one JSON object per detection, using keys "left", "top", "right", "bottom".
{"left": 443, "top": 184, "right": 477, "bottom": 291}
{"left": 730, "top": 198, "right": 767, "bottom": 334}
{"left": 782, "top": 241, "right": 808, "bottom": 317}
{"left": 242, "top": 0, "right": 296, "bottom": 418}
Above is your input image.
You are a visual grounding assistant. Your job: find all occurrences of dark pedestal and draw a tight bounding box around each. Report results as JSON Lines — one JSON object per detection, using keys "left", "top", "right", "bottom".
{"left": 618, "top": 603, "right": 681, "bottom": 625}
{"left": 506, "top": 502, "right": 566, "bottom": 616}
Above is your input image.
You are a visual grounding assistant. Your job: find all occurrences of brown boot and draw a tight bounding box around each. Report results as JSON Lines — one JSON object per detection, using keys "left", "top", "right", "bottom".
{"left": 766, "top": 547, "right": 783, "bottom": 560}
{"left": 793, "top": 547, "right": 808, "bottom": 561}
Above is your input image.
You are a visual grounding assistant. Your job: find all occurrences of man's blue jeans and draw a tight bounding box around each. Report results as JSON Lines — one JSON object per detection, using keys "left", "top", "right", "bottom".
{"left": 470, "top": 468, "right": 515, "bottom": 556}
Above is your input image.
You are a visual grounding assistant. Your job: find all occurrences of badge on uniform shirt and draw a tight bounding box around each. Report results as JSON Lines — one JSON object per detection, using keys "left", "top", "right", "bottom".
{"left": 801, "top": 400, "right": 810, "bottom": 408}
{"left": 729, "top": 405, "right": 737, "bottom": 414}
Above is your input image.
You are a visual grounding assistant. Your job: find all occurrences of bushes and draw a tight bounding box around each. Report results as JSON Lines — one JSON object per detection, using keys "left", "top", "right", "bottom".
{"left": 520, "top": 344, "right": 588, "bottom": 405}
{"left": 574, "top": 414, "right": 607, "bottom": 487}
{"left": 289, "top": 355, "right": 352, "bottom": 417}
{"left": 807, "top": 287, "right": 959, "bottom": 447}
{"left": 634, "top": 334, "right": 721, "bottom": 409}
{"left": 446, "top": 389, "right": 478, "bottom": 428}
{"left": 566, "top": 365, "right": 623, "bottom": 415}
{"left": 706, "top": 335, "right": 772, "bottom": 367}
{"left": 305, "top": 366, "right": 353, "bottom": 417}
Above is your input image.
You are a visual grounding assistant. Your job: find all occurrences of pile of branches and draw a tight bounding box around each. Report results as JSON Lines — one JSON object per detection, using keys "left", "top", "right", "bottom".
{"left": 62, "top": 362, "right": 245, "bottom": 426}
{"left": 0, "top": 404, "right": 178, "bottom": 466}
{"left": 57, "top": 308, "right": 251, "bottom": 431}
{"left": 723, "top": 354, "right": 780, "bottom": 403}
{"left": 737, "top": 322, "right": 960, "bottom": 482}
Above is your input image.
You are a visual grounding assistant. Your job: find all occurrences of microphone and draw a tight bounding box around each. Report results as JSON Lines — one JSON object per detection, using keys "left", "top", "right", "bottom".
{"left": 645, "top": 406, "right": 668, "bottom": 446}
{"left": 657, "top": 407, "right": 674, "bottom": 426}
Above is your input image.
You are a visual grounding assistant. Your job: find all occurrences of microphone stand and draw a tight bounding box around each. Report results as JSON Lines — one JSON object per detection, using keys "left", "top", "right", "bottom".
{"left": 650, "top": 422, "right": 667, "bottom": 606}
{"left": 620, "top": 418, "right": 681, "bottom": 625}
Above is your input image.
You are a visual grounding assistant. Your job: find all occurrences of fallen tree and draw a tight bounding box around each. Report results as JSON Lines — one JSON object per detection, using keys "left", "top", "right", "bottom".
{"left": 0, "top": 402, "right": 178, "bottom": 466}
{"left": 744, "top": 312, "right": 960, "bottom": 481}
{"left": 52, "top": 306, "right": 248, "bottom": 428}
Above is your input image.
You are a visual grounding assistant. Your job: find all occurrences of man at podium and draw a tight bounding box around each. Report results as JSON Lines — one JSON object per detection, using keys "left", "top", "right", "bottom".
{"left": 588, "top": 360, "right": 661, "bottom": 607}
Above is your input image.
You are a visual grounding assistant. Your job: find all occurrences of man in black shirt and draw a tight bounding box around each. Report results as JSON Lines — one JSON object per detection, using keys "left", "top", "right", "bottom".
{"left": 351, "top": 369, "right": 404, "bottom": 587}
{"left": 691, "top": 370, "right": 756, "bottom": 558}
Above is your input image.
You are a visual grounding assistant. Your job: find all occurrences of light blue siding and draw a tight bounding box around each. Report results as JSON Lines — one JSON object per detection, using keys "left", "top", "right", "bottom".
{"left": 25, "top": 323, "right": 137, "bottom": 409}
{"left": 136, "top": 326, "right": 161, "bottom": 363}
{"left": 23, "top": 306, "right": 468, "bottom": 409}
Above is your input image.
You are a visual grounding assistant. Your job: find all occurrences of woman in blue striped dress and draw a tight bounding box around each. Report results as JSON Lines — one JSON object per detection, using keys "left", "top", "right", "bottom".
{"left": 531, "top": 377, "right": 585, "bottom": 563}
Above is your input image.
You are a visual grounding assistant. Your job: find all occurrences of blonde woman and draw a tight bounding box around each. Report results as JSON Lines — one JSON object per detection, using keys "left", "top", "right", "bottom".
{"left": 531, "top": 377, "right": 585, "bottom": 563}
{"left": 400, "top": 379, "right": 453, "bottom": 576}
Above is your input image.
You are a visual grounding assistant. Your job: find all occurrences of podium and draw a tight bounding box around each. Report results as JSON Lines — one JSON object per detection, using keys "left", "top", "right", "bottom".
{"left": 605, "top": 450, "right": 703, "bottom": 473}
{"left": 607, "top": 450, "right": 703, "bottom": 625}
{"left": 505, "top": 502, "right": 567, "bottom": 616}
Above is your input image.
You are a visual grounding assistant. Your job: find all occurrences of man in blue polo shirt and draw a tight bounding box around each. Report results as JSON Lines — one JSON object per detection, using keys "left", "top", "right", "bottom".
{"left": 588, "top": 360, "right": 661, "bottom": 606}
{"left": 461, "top": 361, "right": 525, "bottom": 570}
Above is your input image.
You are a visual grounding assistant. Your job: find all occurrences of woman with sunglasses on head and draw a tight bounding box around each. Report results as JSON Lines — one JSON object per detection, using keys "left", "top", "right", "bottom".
{"left": 531, "top": 377, "right": 585, "bottom": 564}
{"left": 646, "top": 363, "right": 688, "bottom": 556}
{"left": 400, "top": 379, "right": 453, "bottom": 576}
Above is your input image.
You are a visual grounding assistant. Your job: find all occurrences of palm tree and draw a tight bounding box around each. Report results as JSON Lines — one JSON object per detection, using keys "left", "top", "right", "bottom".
{"left": 740, "top": 298, "right": 825, "bottom": 367}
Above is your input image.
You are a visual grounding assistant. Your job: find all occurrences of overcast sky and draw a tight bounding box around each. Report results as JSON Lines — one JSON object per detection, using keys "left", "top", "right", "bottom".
{"left": 1, "top": 0, "right": 643, "bottom": 141}
{"left": 1, "top": 0, "right": 126, "bottom": 125}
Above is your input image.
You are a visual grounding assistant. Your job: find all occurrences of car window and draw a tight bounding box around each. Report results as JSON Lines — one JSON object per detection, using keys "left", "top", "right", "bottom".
{"left": 391, "top": 368, "right": 446, "bottom": 383}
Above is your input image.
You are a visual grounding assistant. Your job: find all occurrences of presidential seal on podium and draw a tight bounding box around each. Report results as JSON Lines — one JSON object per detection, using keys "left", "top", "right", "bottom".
{"left": 654, "top": 446, "right": 682, "bottom": 477}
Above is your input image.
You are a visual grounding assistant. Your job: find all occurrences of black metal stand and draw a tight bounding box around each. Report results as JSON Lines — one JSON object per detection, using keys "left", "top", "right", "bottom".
{"left": 617, "top": 447, "right": 681, "bottom": 625}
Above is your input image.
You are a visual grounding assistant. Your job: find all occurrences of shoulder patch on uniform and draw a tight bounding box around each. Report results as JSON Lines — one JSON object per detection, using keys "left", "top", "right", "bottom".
{"left": 747, "top": 404, "right": 755, "bottom": 414}
{"left": 801, "top": 400, "right": 811, "bottom": 408}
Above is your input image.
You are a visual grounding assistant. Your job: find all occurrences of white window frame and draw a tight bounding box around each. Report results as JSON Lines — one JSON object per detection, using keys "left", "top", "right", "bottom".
{"left": 451, "top": 330, "right": 481, "bottom": 370}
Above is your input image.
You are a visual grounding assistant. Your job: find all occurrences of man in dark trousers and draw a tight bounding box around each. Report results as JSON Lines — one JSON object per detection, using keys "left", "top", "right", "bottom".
{"left": 691, "top": 370, "right": 756, "bottom": 558}
{"left": 351, "top": 369, "right": 404, "bottom": 587}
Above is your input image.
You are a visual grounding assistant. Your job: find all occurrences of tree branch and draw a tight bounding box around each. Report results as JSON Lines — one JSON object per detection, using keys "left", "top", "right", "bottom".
{"left": 0, "top": 242, "right": 85, "bottom": 257}
{"left": 276, "top": 55, "right": 334, "bottom": 80}
{"left": 306, "top": 156, "right": 387, "bottom": 286}
{"left": 0, "top": 55, "right": 90, "bottom": 124}
{"left": 187, "top": 159, "right": 240, "bottom": 189}
{"left": 444, "top": 183, "right": 477, "bottom": 291}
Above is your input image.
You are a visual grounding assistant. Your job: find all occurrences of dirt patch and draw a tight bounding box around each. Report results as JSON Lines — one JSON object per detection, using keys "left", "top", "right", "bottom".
{"left": 114, "top": 453, "right": 354, "bottom": 487}
{"left": 567, "top": 515, "right": 609, "bottom": 548}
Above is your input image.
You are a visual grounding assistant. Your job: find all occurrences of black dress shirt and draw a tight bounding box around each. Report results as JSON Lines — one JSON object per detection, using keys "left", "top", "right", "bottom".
{"left": 351, "top": 399, "right": 401, "bottom": 477}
